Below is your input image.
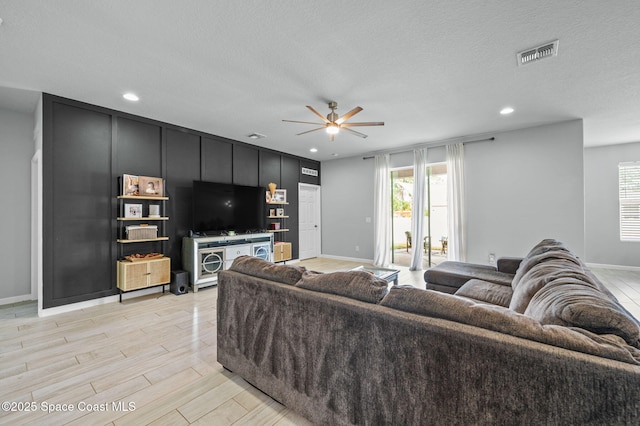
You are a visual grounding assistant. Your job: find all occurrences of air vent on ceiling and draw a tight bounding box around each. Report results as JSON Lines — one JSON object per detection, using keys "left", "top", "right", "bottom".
{"left": 517, "top": 40, "right": 559, "bottom": 66}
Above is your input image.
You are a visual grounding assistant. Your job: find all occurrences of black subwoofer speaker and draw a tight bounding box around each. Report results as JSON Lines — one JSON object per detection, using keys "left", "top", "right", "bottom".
{"left": 170, "top": 270, "right": 189, "bottom": 295}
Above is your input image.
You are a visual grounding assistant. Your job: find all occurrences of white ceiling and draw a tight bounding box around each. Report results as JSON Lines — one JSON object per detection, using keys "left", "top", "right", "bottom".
{"left": 1, "top": 1, "right": 639, "bottom": 161}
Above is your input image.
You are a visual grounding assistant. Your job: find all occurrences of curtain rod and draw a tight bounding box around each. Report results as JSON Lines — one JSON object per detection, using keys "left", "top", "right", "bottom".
{"left": 362, "top": 137, "right": 495, "bottom": 160}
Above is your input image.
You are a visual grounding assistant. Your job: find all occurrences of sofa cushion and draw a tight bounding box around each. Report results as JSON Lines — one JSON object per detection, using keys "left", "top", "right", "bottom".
{"left": 424, "top": 261, "right": 513, "bottom": 290}
{"left": 380, "top": 286, "right": 640, "bottom": 364}
{"left": 455, "top": 279, "right": 513, "bottom": 307}
{"left": 524, "top": 238, "right": 570, "bottom": 258}
{"left": 229, "top": 255, "right": 306, "bottom": 286}
{"left": 496, "top": 257, "right": 524, "bottom": 274}
{"left": 525, "top": 279, "right": 640, "bottom": 347}
{"left": 509, "top": 260, "right": 590, "bottom": 313}
{"left": 511, "top": 248, "right": 581, "bottom": 296}
{"left": 295, "top": 270, "right": 389, "bottom": 304}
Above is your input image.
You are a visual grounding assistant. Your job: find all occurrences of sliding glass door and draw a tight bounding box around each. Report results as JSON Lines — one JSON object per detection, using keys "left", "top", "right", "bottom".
{"left": 391, "top": 164, "right": 448, "bottom": 267}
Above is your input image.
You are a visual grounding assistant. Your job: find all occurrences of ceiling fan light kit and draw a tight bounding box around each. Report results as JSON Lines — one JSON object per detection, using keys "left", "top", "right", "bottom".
{"left": 283, "top": 101, "right": 384, "bottom": 141}
{"left": 326, "top": 123, "right": 339, "bottom": 134}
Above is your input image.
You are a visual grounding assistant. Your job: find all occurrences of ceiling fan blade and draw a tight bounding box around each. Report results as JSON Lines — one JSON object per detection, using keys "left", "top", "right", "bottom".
{"left": 282, "top": 119, "right": 325, "bottom": 125}
{"left": 306, "top": 105, "right": 331, "bottom": 123}
{"left": 330, "top": 133, "right": 335, "bottom": 142}
{"left": 296, "top": 127, "right": 325, "bottom": 136}
{"left": 342, "top": 127, "right": 368, "bottom": 138}
{"left": 336, "top": 106, "right": 363, "bottom": 124}
{"left": 341, "top": 121, "right": 385, "bottom": 127}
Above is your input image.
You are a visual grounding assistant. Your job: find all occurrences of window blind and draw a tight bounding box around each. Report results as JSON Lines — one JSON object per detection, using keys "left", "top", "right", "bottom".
{"left": 619, "top": 162, "right": 640, "bottom": 241}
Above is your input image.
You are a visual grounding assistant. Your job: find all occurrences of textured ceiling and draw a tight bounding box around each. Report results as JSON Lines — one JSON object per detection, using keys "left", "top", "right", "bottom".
{"left": 1, "top": 1, "right": 639, "bottom": 160}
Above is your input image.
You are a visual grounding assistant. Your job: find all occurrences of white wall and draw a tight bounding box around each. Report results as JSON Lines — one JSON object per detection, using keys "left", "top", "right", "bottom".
{"left": 0, "top": 107, "right": 35, "bottom": 301}
{"left": 465, "top": 120, "right": 585, "bottom": 263}
{"left": 321, "top": 156, "right": 376, "bottom": 260}
{"left": 321, "top": 120, "right": 585, "bottom": 264}
{"left": 585, "top": 141, "right": 640, "bottom": 267}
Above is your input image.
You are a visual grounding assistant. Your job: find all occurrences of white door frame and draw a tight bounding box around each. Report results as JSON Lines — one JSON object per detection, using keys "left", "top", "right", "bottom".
{"left": 298, "top": 183, "right": 322, "bottom": 259}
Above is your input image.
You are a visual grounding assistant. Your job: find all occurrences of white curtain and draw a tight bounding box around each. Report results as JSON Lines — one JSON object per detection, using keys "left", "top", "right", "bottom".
{"left": 410, "top": 148, "right": 428, "bottom": 270}
{"left": 373, "top": 154, "right": 391, "bottom": 267}
{"left": 446, "top": 143, "right": 466, "bottom": 261}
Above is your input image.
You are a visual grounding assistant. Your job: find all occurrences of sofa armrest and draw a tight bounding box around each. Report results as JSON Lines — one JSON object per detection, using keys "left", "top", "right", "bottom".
{"left": 497, "top": 257, "right": 523, "bottom": 274}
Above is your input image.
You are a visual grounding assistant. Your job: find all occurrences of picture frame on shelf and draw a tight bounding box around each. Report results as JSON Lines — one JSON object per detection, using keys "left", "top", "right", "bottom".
{"left": 139, "top": 176, "right": 164, "bottom": 197}
{"left": 276, "top": 208, "right": 285, "bottom": 216}
{"left": 269, "top": 208, "right": 276, "bottom": 216}
{"left": 149, "top": 204, "right": 161, "bottom": 218}
{"left": 122, "top": 174, "right": 139, "bottom": 196}
{"left": 265, "top": 191, "right": 272, "bottom": 203}
{"left": 272, "top": 189, "right": 287, "bottom": 203}
{"left": 124, "top": 203, "right": 143, "bottom": 218}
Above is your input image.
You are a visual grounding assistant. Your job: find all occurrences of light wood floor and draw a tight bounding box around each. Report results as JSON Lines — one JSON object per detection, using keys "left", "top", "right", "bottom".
{"left": 1, "top": 259, "right": 639, "bottom": 425}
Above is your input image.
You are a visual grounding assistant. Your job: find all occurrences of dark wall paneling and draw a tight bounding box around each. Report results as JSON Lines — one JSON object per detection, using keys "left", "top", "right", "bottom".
{"left": 43, "top": 97, "right": 114, "bottom": 308}
{"left": 202, "top": 136, "right": 232, "bottom": 183}
{"left": 300, "top": 159, "right": 321, "bottom": 185}
{"left": 116, "top": 117, "right": 162, "bottom": 178}
{"left": 259, "top": 150, "right": 282, "bottom": 190}
{"left": 166, "top": 129, "right": 201, "bottom": 270}
{"left": 281, "top": 156, "right": 301, "bottom": 259}
{"left": 43, "top": 94, "right": 321, "bottom": 307}
{"left": 114, "top": 116, "right": 165, "bottom": 262}
{"left": 232, "top": 144, "right": 259, "bottom": 186}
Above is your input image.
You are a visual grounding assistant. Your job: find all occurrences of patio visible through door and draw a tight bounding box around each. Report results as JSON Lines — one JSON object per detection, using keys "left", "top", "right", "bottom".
{"left": 391, "top": 164, "right": 448, "bottom": 268}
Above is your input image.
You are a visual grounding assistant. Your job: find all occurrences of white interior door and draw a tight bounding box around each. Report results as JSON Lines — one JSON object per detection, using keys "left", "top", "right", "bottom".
{"left": 298, "top": 183, "right": 321, "bottom": 260}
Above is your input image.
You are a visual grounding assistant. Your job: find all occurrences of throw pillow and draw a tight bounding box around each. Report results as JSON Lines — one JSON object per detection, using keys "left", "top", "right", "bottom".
{"left": 295, "top": 270, "right": 389, "bottom": 304}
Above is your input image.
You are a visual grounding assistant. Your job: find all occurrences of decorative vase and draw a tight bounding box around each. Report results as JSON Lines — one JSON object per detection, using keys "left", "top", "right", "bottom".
{"left": 268, "top": 182, "right": 277, "bottom": 196}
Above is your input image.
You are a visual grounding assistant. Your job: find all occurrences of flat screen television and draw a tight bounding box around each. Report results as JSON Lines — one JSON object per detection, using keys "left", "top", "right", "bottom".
{"left": 192, "top": 181, "right": 265, "bottom": 235}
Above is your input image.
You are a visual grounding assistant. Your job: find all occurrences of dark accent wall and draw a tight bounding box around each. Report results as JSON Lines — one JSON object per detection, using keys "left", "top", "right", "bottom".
{"left": 42, "top": 94, "right": 320, "bottom": 308}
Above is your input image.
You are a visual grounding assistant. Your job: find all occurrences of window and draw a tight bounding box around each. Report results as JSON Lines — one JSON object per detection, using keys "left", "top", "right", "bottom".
{"left": 619, "top": 162, "right": 640, "bottom": 241}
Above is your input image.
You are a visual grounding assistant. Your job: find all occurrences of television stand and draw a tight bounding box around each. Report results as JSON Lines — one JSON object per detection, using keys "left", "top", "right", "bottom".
{"left": 182, "top": 232, "right": 273, "bottom": 292}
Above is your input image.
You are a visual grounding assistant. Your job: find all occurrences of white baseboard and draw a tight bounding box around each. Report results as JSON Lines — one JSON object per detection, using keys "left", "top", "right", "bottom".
{"left": 38, "top": 286, "right": 165, "bottom": 317}
{"left": 319, "top": 254, "right": 375, "bottom": 264}
{"left": 586, "top": 262, "right": 640, "bottom": 272}
{"left": 0, "top": 294, "right": 35, "bottom": 306}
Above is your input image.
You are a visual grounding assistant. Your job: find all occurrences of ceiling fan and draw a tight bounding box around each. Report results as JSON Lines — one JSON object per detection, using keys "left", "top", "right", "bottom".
{"left": 283, "top": 101, "right": 384, "bottom": 141}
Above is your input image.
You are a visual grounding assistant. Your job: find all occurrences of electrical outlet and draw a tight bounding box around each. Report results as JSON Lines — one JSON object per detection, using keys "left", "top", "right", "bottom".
{"left": 355, "top": 245, "right": 360, "bottom": 252}
{"left": 488, "top": 253, "right": 496, "bottom": 265}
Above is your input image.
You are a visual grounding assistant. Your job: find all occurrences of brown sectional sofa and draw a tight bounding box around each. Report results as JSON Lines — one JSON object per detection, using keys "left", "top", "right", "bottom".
{"left": 216, "top": 240, "right": 640, "bottom": 425}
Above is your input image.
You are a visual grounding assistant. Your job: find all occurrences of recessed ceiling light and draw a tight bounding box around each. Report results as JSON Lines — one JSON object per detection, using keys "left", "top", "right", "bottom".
{"left": 123, "top": 93, "right": 139, "bottom": 102}
{"left": 310, "top": 148, "right": 318, "bottom": 153}
{"left": 246, "top": 133, "right": 266, "bottom": 139}
{"left": 500, "top": 107, "right": 514, "bottom": 115}
{"left": 331, "top": 153, "right": 339, "bottom": 157}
